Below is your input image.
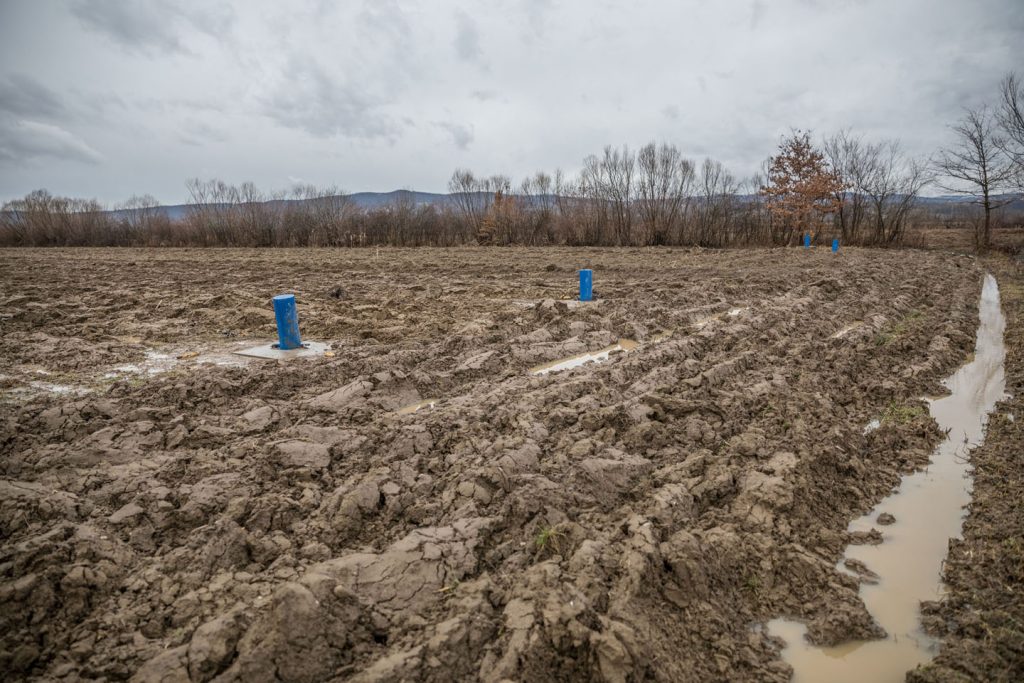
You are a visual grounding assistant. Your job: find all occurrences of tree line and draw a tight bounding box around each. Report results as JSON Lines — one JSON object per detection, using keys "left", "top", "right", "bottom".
{"left": 1, "top": 73, "right": 1021, "bottom": 250}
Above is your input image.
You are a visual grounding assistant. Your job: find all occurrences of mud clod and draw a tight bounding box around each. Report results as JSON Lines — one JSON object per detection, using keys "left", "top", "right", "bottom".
{"left": 876, "top": 512, "right": 896, "bottom": 525}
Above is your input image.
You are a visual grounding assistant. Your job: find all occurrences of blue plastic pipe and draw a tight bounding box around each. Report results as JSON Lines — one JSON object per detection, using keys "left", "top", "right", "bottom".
{"left": 272, "top": 294, "right": 303, "bottom": 350}
{"left": 579, "top": 269, "right": 593, "bottom": 302}
{"left": 832, "top": 238, "right": 839, "bottom": 253}
{"left": 803, "top": 234, "right": 811, "bottom": 248}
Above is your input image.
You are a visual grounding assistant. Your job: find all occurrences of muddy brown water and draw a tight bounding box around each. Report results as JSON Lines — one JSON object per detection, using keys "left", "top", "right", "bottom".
{"left": 768, "top": 274, "right": 1007, "bottom": 682}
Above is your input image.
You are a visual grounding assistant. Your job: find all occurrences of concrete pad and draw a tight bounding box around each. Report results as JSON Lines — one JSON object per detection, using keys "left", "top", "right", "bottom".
{"left": 508, "top": 299, "right": 604, "bottom": 309}
{"left": 233, "top": 341, "right": 330, "bottom": 360}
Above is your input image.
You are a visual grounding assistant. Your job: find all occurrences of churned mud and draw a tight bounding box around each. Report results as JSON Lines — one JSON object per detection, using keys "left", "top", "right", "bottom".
{"left": 0, "top": 247, "right": 989, "bottom": 681}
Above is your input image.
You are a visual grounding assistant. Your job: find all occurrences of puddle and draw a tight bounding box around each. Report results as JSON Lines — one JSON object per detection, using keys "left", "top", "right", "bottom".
{"left": 103, "top": 347, "right": 248, "bottom": 380}
{"left": 649, "top": 329, "right": 674, "bottom": 343}
{"left": 692, "top": 307, "right": 747, "bottom": 330}
{"left": 104, "top": 350, "right": 179, "bottom": 378}
{"left": 768, "top": 273, "right": 1007, "bottom": 682}
{"left": 26, "top": 381, "right": 92, "bottom": 397}
{"left": 4, "top": 344, "right": 253, "bottom": 400}
{"left": 529, "top": 339, "right": 639, "bottom": 375}
{"left": 396, "top": 399, "right": 438, "bottom": 415}
{"left": 528, "top": 312, "right": 743, "bottom": 376}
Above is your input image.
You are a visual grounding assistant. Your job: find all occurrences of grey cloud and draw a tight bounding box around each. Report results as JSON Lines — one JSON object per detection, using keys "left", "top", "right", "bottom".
{"left": 357, "top": 0, "right": 412, "bottom": 47}
{"left": 471, "top": 90, "right": 498, "bottom": 101}
{"left": 750, "top": 0, "right": 765, "bottom": 29}
{"left": 262, "top": 59, "right": 399, "bottom": 141}
{"left": 0, "top": 119, "right": 102, "bottom": 164}
{"left": 523, "top": 0, "right": 552, "bottom": 39}
{"left": 70, "top": 0, "right": 234, "bottom": 55}
{"left": 0, "top": 74, "right": 67, "bottom": 120}
{"left": 454, "top": 9, "right": 483, "bottom": 63}
{"left": 437, "top": 122, "right": 474, "bottom": 150}
{"left": 71, "top": 0, "right": 185, "bottom": 54}
{"left": 177, "top": 119, "right": 229, "bottom": 147}
{"left": 131, "top": 95, "right": 227, "bottom": 115}
{"left": 2, "top": 0, "right": 1024, "bottom": 204}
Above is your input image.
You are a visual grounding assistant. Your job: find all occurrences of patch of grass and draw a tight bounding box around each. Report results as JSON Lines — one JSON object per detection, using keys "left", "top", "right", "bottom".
{"left": 882, "top": 400, "right": 926, "bottom": 425}
{"left": 534, "top": 526, "right": 560, "bottom": 552}
{"left": 875, "top": 310, "right": 922, "bottom": 347}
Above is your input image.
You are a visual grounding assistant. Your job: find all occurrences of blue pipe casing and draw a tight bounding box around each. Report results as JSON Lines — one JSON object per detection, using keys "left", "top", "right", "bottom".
{"left": 579, "top": 269, "right": 593, "bottom": 302}
{"left": 272, "top": 294, "right": 303, "bottom": 350}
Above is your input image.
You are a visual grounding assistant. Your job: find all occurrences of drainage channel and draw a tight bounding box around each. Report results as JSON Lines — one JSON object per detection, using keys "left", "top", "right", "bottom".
{"left": 767, "top": 273, "right": 1007, "bottom": 682}
{"left": 527, "top": 307, "right": 749, "bottom": 377}
{"left": 529, "top": 339, "right": 639, "bottom": 376}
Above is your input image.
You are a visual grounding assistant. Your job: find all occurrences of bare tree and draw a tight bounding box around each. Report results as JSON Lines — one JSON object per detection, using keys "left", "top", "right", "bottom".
{"left": 693, "top": 158, "right": 739, "bottom": 246}
{"left": 602, "top": 146, "right": 635, "bottom": 244}
{"left": 578, "top": 146, "right": 635, "bottom": 244}
{"left": 519, "top": 171, "right": 556, "bottom": 245}
{"left": 635, "top": 142, "right": 694, "bottom": 245}
{"left": 0, "top": 189, "right": 114, "bottom": 246}
{"left": 997, "top": 72, "right": 1024, "bottom": 191}
{"left": 823, "top": 131, "right": 869, "bottom": 243}
{"left": 860, "top": 140, "right": 931, "bottom": 245}
{"left": 935, "top": 106, "right": 1015, "bottom": 251}
{"left": 114, "top": 194, "right": 167, "bottom": 245}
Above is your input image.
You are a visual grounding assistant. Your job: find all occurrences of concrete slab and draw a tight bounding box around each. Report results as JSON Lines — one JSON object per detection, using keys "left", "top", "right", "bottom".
{"left": 508, "top": 299, "right": 604, "bottom": 309}
{"left": 233, "top": 341, "right": 330, "bottom": 360}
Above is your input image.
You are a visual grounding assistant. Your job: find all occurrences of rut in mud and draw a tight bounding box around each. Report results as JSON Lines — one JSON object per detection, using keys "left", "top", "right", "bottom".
{"left": 769, "top": 273, "right": 1007, "bottom": 682}
{"left": 0, "top": 247, "right": 985, "bottom": 681}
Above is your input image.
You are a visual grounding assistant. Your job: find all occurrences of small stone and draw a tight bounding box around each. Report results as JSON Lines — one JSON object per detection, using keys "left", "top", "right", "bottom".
{"left": 877, "top": 512, "right": 896, "bottom": 525}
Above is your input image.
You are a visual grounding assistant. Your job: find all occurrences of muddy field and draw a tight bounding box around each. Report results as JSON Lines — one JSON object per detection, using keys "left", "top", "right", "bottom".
{"left": 0, "top": 246, "right": 990, "bottom": 681}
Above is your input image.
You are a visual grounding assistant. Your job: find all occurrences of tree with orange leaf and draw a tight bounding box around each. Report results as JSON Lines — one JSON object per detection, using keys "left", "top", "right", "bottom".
{"left": 760, "top": 131, "right": 845, "bottom": 245}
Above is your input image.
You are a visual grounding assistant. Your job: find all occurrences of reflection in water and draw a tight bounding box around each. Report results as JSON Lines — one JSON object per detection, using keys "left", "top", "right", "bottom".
{"left": 769, "top": 274, "right": 1007, "bottom": 682}
{"left": 396, "top": 399, "right": 438, "bottom": 415}
{"left": 692, "top": 306, "right": 748, "bottom": 330}
{"left": 529, "top": 339, "right": 639, "bottom": 375}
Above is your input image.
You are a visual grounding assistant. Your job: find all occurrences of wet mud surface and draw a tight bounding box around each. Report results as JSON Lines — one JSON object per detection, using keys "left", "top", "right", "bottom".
{"left": 909, "top": 257, "right": 1024, "bottom": 683}
{"left": 770, "top": 273, "right": 1007, "bottom": 681}
{"left": 0, "top": 247, "right": 987, "bottom": 681}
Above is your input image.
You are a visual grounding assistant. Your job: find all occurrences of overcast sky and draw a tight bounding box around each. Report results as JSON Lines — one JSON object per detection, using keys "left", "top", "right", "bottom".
{"left": 1, "top": 0, "right": 1022, "bottom": 205}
